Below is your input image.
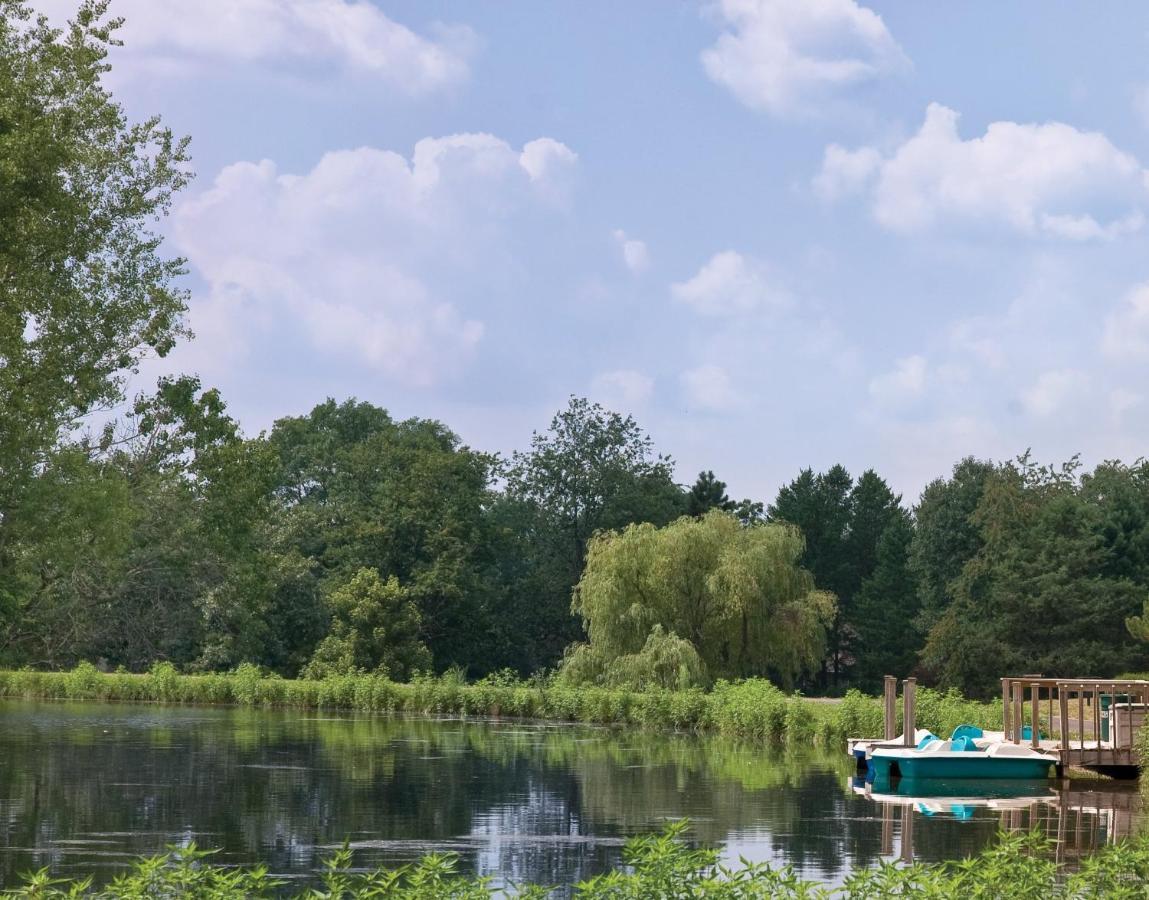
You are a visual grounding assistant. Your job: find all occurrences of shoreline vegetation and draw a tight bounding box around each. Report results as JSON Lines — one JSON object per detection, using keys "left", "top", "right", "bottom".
{"left": 5, "top": 825, "right": 1149, "bottom": 898}
{"left": 0, "top": 663, "right": 1002, "bottom": 748}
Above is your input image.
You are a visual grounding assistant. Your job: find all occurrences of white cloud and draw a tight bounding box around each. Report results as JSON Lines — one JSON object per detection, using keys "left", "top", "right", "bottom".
{"left": 612, "top": 230, "right": 650, "bottom": 273}
{"left": 591, "top": 369, "right": 655, "bottom": 407}
{"left": 1102, "top": 282, "right": 1149, "bottom": 361}
{"left": 671, "top": 251, "right": 787, "bottom": 316}
{"left": 700, "top": 0, "right": 907, "bottom": 116}
{"left": 868, "top": 354, "right": 927, "bottom": 407}
{"left": 175, "top": 133, "right": 577, "bottom": 386}
{"left": 35, "top": 0, "right": 475, "bottom": 93}
{"left": 813, "top": 144, "right": 882, "bottom": 200}
{"left": 1020, "top": 369, "right": 1088, "bottom": 417}
{"left": 681, "top": 365, "right": 739, "bottom": 411}
{"left": 520, "top": 138, "right": 578, "bottom": 183}
{"left": 819, "top": 103, "right": 1149, "bottom": 239}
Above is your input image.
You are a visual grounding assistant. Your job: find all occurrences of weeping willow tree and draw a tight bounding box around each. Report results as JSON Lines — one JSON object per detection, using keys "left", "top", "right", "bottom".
{"left": 562, "top": 511, "right": 835, "bottom": 690}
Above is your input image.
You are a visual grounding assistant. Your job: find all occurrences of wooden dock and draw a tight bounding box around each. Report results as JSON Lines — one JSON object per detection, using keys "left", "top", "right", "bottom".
{"left": 877, "top": 676, "right": 1149, "bottom": 779}
{"left": 1002, "top": 676, "right": 1149, "bottom": 778}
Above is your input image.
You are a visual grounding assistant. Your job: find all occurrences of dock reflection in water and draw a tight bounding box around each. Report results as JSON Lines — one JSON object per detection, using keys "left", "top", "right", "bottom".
{"left": 852, "top": 776, "right": 1143, "bottom": 864}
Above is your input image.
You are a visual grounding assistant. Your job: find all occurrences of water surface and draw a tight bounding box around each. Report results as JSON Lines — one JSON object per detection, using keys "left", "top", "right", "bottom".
{"left": 0, "top": 700, "right": 1139, "bottom": 889}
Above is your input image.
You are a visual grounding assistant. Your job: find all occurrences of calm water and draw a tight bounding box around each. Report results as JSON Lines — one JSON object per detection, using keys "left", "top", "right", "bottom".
{"left": 0, "top": 700, "right": 1141, "bottom": 890}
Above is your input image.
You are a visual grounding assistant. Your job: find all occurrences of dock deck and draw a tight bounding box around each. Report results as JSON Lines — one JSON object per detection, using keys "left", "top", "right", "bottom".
{"left": 872, "top": 676, "right": 1149, "bottom": 778}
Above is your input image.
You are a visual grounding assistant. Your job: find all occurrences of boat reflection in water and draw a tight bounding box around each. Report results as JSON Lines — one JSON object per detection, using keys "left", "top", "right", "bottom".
{"left": 850, "top": 775, "right": 1142, "bottom": 864}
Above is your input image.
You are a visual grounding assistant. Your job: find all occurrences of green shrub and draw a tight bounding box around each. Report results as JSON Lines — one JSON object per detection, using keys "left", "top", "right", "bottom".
{"left": 8, "top": 825, "right": 1149, "bottom": 898}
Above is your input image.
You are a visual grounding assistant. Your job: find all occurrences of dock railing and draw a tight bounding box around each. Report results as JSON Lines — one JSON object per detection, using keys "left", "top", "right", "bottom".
{"left": 1001, "top": 676, "right": 1149, "bottom": 753}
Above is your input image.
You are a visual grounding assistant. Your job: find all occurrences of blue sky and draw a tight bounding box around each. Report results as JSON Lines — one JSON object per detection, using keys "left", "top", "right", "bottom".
{"left": 36, "top": 0, "right": 1149, "bottom": 502}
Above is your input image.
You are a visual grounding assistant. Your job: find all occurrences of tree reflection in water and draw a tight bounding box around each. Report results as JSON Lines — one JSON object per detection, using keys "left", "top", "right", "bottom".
{"left": 0, "top": 701, "right": 1142, "bottom": 889}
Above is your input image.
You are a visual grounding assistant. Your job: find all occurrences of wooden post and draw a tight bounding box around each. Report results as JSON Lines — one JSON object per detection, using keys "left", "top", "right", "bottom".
{"left": 1002, "top": 678, "right": 1011, "bottom": 743}
{"left": 900, "top": 802, "right": 913, "bottom": 864}
{"left": 903, "top": 677, "right": 917, "bottom": 747}
{"left": 1013, "top": 682, "right": 1023, "bottom": 744}
{"left": 1093, "top": 687, "right": 1100, "bottom": 747}
{"left": 1031, "top": 683, "right": 1040, "bottom": 749}
{"left": 1078, "top": 690, "right": 1084, "bottom": 750}
{"left": 1059, "top": 685, "right": 1069, "bottom": 750}
{"left": 884, "top": 675, "right": 897, "bottom": 741}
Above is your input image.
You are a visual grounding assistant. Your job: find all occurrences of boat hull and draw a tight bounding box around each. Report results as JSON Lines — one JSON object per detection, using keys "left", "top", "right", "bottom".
{"left": 869, "top": 753, "right": 1052, "bottom": 780}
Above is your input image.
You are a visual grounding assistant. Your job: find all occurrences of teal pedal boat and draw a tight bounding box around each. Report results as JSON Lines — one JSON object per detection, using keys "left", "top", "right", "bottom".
{"left": 867, "top": 726, "right": 1055, "bottom": 781}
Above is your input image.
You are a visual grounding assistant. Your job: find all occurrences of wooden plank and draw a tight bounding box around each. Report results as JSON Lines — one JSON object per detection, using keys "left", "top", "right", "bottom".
{"left": 1059, "top": 688, "right": 1069, "bottom": 749}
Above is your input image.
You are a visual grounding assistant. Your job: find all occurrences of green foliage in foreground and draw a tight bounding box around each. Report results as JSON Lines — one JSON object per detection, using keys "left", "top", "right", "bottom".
{"left": 6, "top": 824, "right": 1149, "bottom": 898}
{"left": 0, "top": 664, "right": 1001, "bottom": 748}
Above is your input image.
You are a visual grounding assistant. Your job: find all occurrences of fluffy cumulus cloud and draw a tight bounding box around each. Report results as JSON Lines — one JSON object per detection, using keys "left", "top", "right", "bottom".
{"left": 612, "top": 229, "right": 650, "bottom": 273}
{"left": 680, "top": 364, "right": 739, "bottom": 411}
{"left": 857, "top": 261, "right": 1149, "bottom": 498}
{"left": 817, "top": 103, "right": 1149, "bottom": 239}
{"left": 591, "top": 369, "right": 655, "bottom": 407}
{"left": 175, "top": 133, "right": 577, "bottom": 386}
{"left": 671, "top": 251, "right": 788, "bottom": 316}
{"left": 701, "top": 0, "right": 907, "bottom": 116}
{"left": 35, "top": 0, "right": 476, "bottom": 92}
{"left": 1103, "top": 282, "right": 1149, "bottom": 362}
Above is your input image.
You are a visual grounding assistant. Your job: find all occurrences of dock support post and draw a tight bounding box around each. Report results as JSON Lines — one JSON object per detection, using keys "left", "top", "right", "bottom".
{"left": 902, "top": 677, "right": 917, "bottom": 747}
{"left": 1031, "top": 683, "right": 1040, "bottom": 749}
{"left": 884, "top": 675, "right": 897, "bottom": 741}
{"left": 1002, "top": 678, "right": 1011, "bottom": 742}
{"left": 1059, "top": 686, "right": 1069, "bottom": 750}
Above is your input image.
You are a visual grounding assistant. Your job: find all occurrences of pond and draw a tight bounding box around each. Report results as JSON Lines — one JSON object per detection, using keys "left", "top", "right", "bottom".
{"left": 0, "top": 700, "right": 1141, "bottom": 890}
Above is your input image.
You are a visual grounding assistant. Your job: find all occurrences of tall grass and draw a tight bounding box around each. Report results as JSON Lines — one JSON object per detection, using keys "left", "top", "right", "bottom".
{"left": 0, "top": 662, "right": 1000, "bottom": 748}
{"left": 4, "top": 823, "right": 1147, "bottom": 898}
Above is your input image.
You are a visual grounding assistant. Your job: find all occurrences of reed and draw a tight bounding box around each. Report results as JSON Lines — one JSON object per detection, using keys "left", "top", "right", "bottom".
{"left": 0, "top": 662, "right": 999, "bottom": 748}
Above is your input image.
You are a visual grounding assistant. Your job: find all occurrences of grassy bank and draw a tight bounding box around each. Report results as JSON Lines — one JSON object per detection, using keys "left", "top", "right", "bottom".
{"left": 4, "top": 824, "right": 1147, "bottom": 898}
{"left": 0, "top": 662, "right": 1001, "bottom": 748}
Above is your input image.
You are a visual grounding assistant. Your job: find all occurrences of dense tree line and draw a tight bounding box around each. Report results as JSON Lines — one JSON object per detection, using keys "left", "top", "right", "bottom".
{"left": 4, "top": 3, "right": 1149, "bottom": 698}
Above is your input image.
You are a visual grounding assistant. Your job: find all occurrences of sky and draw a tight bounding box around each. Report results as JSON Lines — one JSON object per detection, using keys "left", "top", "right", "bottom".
{"left": 32, "top": 0, "right": 1149, "bottom": 504}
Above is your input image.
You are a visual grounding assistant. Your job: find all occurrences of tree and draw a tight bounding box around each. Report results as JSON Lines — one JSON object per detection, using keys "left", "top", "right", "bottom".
{"left": 564, "top": 511, "right": 835, "bottom": 690}
{"left": 303, "top": 568, "right": 431, "bottom": 680}
{"left": 0, "top": 0, "right": 190, "bottom": 503}
{"left": 0, "top": 0, "right": 191, "bottom": 647}
{"left": 909, "top": 457, "right": 993, "bottom": 633}
{"left": 500, "top": 397, "right": 686, "bottom": 670}
{"left": 851, "top": 512, "right": 919, "bottom": 689}
{"left": 267, "top": 399, "right": 501, "bottom": 675}
{"left": 767, "top": 466, "right": 915, "bottom": 687}
{"left": 0, "top": 377, "right": 280, "bottom": 671}
{"left": 924, "top": 457, "right": 1149, "bottom": 697}
{"left": 687, "top": 471, "right": 731, "bottom": 516}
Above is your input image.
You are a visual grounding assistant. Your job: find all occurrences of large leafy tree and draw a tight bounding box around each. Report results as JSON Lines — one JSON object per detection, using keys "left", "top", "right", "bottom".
{"left": 564, "top": 511, "right": 835, "bottom": 689}
{"left": 0, "top": 0, "right": 191, "bottom": 640}
{"left": 303, "top": 568, "right": 431, "bottom": 680}
{"left": 266, "top": 399, "right": 500, "bottom": 675}
{"left": 0, "top": 377, "right": 279, "bottom": 670}
{"left": 926, "top": 457, "right": 1149, "bottom": 698}
{"left": 500, "top": 397, "right": 686, "bottom": 671}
